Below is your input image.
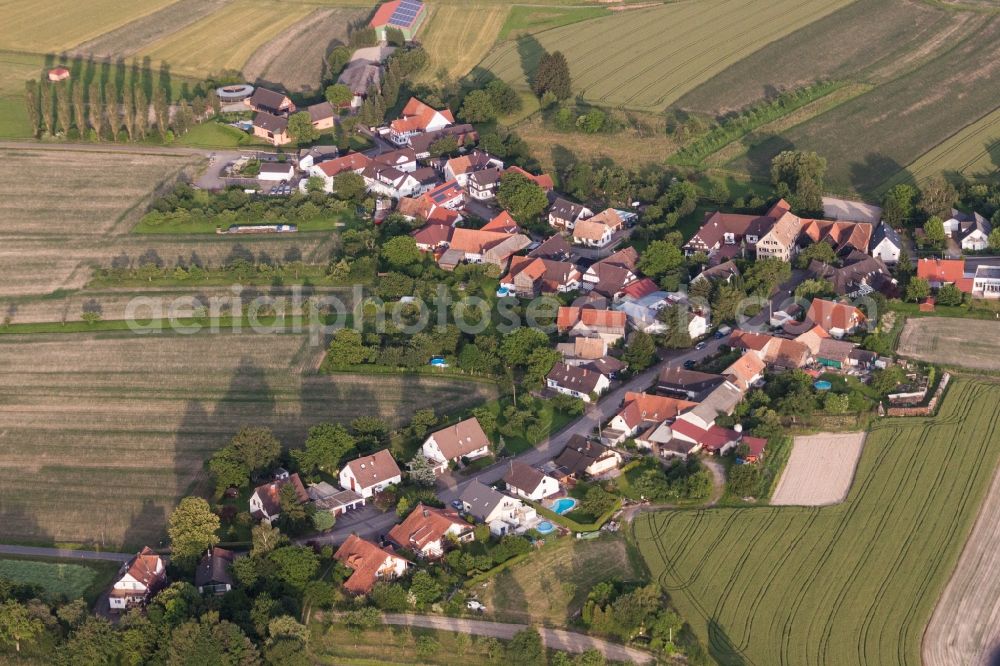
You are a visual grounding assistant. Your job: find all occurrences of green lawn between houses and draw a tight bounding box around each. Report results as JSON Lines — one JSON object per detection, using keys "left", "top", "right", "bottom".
{"left": 0, "top": 557, "right": 120, "bottom": 604}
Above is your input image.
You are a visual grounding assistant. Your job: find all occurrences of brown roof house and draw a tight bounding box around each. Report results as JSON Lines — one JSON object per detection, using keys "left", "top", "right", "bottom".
{"left": 548, "top": 197, "right": 594, "bottom": 231}
{"left": 195, "top": 547, "right": 236, "bottom": 595}
{"left": 334, "top": 534, "right": 410, "bottom": 594}
{"left": 109, "top": 547, "right": 167, "bottom": 611}
{"left": 571, "top": 209, "right": 630, "bottom": 248}
{"left": 421, "top": 417, "right": 491, "bottom": 474}
{"left": 307, "top": 101, "right": 336, "bottom": 130}
{"left": 503, "top": 461, "right": 560, "bottom": 501}
{"left": 546, "top": 361, "right": 611, "bottom": 403}
{"left": 387, "top": 504, "right": 473, "bottom": 559}
{"left": 250, "top": 471, "right": 309, "bottom": 523}
{"left": 553, "top": 435, "right": 622, "bottom": 480}
{"left": 806, "top": 298, "right": 866, "bottom": 338}
{"left": 253, "top": 111, "right": 291, "bottom": 146}
{"left": 339, "top": 449, "right": 402, "bottom": 498}
{"left": 246, "top": 87, "right": 295, "bottom": 115}
{"left": 605, "top": 392, "right": 697, "bottom": 448}
{"left": 438, "top": 227, "right": 530, "bottom": 272}
{"left": 556, "top": 306, "right": 627, "bottom": 344}
{"left": 502, "top": 256, "right": 582, "bottom": 297}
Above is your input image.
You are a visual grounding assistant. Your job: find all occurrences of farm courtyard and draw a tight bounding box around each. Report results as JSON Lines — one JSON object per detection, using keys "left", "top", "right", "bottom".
{"left": 0, "top": 332, "right": 497, "bottom": 548}
{"left": 633, "top": 378, "right": 1000, "bottom": 665}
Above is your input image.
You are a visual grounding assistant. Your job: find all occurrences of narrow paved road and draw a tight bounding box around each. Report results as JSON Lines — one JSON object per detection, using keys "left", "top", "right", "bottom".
{"left": 0, "top": 544, "right": 132, "bottom": 562}
{"left": 308, "top": 335, "right": 731, "bottom": 547}
{"left": 382, "top": 613, "right": 654, "bottom": 664}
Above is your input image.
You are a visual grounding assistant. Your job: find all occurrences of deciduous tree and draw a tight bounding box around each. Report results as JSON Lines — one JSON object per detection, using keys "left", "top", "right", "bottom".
{"left": 23, "top": 80, "right": 40, "bottom": 136}
{"left": 532, "top": 51, "right": 571, "bottom": 100}
{"left": 496, "top": 172, "right": 548, "bottom": 223}
{"left": 293, "top": 423, "right": 356, "bottom": 474}
{"left": 168, "top": 497, "right": 220, "bottom": 566}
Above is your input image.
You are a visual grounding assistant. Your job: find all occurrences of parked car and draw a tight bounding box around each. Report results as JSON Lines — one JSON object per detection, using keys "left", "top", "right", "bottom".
{"left": 683, "top": 360, "right": 697, "bottom": 369}
{"left": 695, "top": 341, "right": 707, "bottom": 350}
{"left": 451, "top": 500, "right": 463, "bottom": 510}
{"left": 467, "top": 600, "right": 486, "bottom": 612}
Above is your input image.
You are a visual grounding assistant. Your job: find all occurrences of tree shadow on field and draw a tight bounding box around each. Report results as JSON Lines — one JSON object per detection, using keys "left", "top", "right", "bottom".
{"left": 516, "top": 34, "right": 545, "bottom": 89}
{"left": 848, "top": 153, "right": 905, "bottom": 197}
{"left": 0, "top": 500, "right": 51, "bottom": 548}
{"left": 742, "top": 135, "right": 795, "bottom": 182}
{"left": 707, "top": 618, "right": 748, "bottom": 666}
{"left": 987, "top": 642, "right": 1000, "bottom": 666}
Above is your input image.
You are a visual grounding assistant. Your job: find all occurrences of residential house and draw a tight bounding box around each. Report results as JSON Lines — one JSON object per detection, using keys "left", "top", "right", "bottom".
{"left": 806, "top": 298, "right": 866, "bottom": 338}
{"left": 683, "top": 199, "right": 791, "bottom": 260}
{"left": 387, "top": 97, "right": 454, "bottom": 145}
{"left": 808, "top": 250, "right": 898, "bottom": 298}
{"left": 421, "top": 417, "right": 491, "bottom": 473}
{"left": 669, "top": 419, "right": 743, "bottom": 456}
{"left": 424, "top": 180, "right": 465, "bottom": 210}
{"left": 675, "top": 381, "right": 743, "bottom": 430}
{"left": 916, "top": 258, "right": 971, "bottom": 291}
{"left": 310, "top": 152, "right": 371, "bottom": 190}
{"left": 723, "top": 352, "right": 766, "bottom": 391}
{"left": 459, "top": 480, "right": 536, "bottom": 536}
{"left": 334, "top": 534, "right": 410, "bottom": 594}
{"left": 615, "top": 290, "right": 708, "bottom": 339}
{"left": 481, "top": 211, "right": 521, "bottom": 233}
{"left": 387, "top": 504, "right": 473, "bottom": 559}
{"left": 816, "top": 338, "right": 857, "bottom": 370}
{"left": 362, "top": 163, "right": 431, "bottom": 199}
{"left": 502, "top": 256, "right": 581, "bottom": 297}
{"left": 337, "top": 59, "right": 381, "bottom": 109}
{"left": 195, "top": 547, "right": 236, "bottom": 595}
{"left": 657, "top": 366, "right": 727, "bottom": 401}
{"left": 605, "top": 392, "right": 697, "bottom": 447}
{"left": 307, "top": 101, "right": 335, "bottom": 130}
{"left": 443, "top": 151, "right": 503, "bottom": 188}
{"left": 546, "top": 361, "right": 610, "bottom": 402}
{"left": 548, "top": 197, "right": 594, "bottom": 231}
{"left": 109, "top": 547, "right": 167, "bottom": 610}
{"left": 503, "top": 462, "right": 560, "bottom": 501}
{"left": 339, "top": 449, "right": 402, "bottom": 498}
{"left": 869, "top": 221, "right": 903, "bottom": 264}
{"left": 369, "top": 0, "right": 426, "bottom": 41}
{"left": 412, "top": 223, "right": 453, "bottom": 251}
{"left": 298, "top": 145, "right": 338, "bottom": 170}
{"left": 582, "top": 247, "right": 639, "bottom": 298}
{"left": 259, "top": 162, "right": 294, "bottom": 182}
{"left": 529, "top": 233, "right": 573, "bottom": 261}
{"left": 246, "top": 87, "right": 295, "bottom": 115}
{"left": 692, "top": 260, "right": 740, "bottom": 285}
{"left": 798, "top": 218, "right": 873, "bottom": 256}
{"left": 250, "top": 472, "right": 308, "bottom": 523}
{"left": 756, "top": 199, "right": 802, "bottom": 261}
{"left": 571, "top": 209, "right": 630, "bottom": 248}
{"left": 584, "top": 354, "right": 626, "bottom": 379}
{"left": 556, "top": 307, "right": 627, "bottom": 344}
{"left": 556, "top": 336, "right": 608, "bottom": 364}
{"left": 729, "top": 329, "right": 812, "bottom": 369}
{"left": 739, "top": 436, "right": 769, "bottom": 463}
{"left": 552, "top": 435, "right": 622, "bottom": 480}
{"left": 972, "top": 263, "right": 1000, "bottom": 299}
{"left": 307, "top": 481, "right": 366, "bottom": 515}
{"left": 399, "top": 193, "right": 462, "bottom": 227}
{"left": 944, "top": 209, "right": 992, "bottom": 251}
{"left": 252, "top": 112, "right": 291, "bottom": 146}
{"left": 409, "top": 124, "right": 478, "bottom": 159}
{"left": 505, "top": 165, "right": 554, "bottom": 191}
{"left": 468, "top": 168, "right": 503, "bottom": 200}
{"left": 794, "top": 325, "right": 831, "bottom": 356}
{"left": 438, "top": 227, "right": 530, "bottom": 271}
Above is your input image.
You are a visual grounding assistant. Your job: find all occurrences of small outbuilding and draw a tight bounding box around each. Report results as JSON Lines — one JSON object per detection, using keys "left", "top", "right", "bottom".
{"left": 48, "top": 67, "right": 70, "bottom": 82}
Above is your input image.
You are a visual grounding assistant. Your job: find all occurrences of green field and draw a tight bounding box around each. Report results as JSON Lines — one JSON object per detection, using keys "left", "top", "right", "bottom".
{"left": 497, "top": 5, "right": 611, "bottom": 40}
{"left": 0, "top": 558, "right": 114, "bottom": 602}
{"left": 479, "top": 0, "right": 857, "bottom": 111}
{"left": 414, "top": 4, "right": 510, "bottom": 83}
{"left": 633, "top": 378, "right": 1000, "bottom": 665}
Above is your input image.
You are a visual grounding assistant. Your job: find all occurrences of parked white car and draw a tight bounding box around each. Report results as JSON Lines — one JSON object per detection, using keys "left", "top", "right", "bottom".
{"left": 467, "top": 600, "right": 486, "bottom": 612}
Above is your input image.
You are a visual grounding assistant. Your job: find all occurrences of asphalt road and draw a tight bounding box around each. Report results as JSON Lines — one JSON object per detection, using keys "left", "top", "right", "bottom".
{"left": 0, "top": 544, "right": 132, "bottom": 562}
{"left": 382, "top": 613, "right": 654, "bottom": 664}
{"left": 308, "top": 335, "right": 730, "bottom": 547}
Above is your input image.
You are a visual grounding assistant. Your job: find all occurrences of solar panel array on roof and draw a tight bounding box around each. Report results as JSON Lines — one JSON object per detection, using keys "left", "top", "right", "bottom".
{"left": 388, "top": 0, "right": 422, "bottom": 26}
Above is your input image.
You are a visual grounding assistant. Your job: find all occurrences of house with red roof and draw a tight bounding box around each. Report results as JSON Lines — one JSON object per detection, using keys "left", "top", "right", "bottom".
{"left": 502, "top": 256, "right": 581, "bottom": 297}
{"left": 605, "top": 392, "right": 697, "bottom": 447}
{"left": 505, "top": 165, "right": 554, "bottom": 191}
{"left": 109, "top": 547, "right": 167, "bottom": 611}
{"left": 250, "top": 472, "right": 309, "bottom": 523}
{"left": 916, "top": 258, "right": 971, "bottom": 292}
{"left": 369, "top": 0, "right": 427, "bottom": 41}
{"left": 334, "top": 534, "right": 410, "bottom": 594}
{"left": 739, "top": 436, "right": 768, "bottom": 463}
{"left": 556, "top": 306, "right": 627, "bottom": 344}
{"left": 339, "top": 449, "right": 402, "bottom": 498}
{"left": 387, "top": 97, "right": 454, "bottom": 146}
{"left": 806, "top": 298, "right": 866, "bottom": 338}
{"left": 387, "top": 504, "right": 473, "bottom": 559}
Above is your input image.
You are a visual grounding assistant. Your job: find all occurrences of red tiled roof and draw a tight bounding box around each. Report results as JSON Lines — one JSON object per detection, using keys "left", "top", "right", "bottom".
{"left": 122, "top": 547, "right": 166, "bottom": 588}
{"left": 806, "top": 298, "right": 865, "bottom": 333}
{"left": 671, "top": 420, "right": 740, "bottom": 453}
{"left": 316, "top": 153, "right": 371, "bottom": 177}
{"left": 621, "top": 278, "right": 659, "bottom": 299}
{"left": 556, "top": 306, "right": 626, "bottom": 332}
{"left": 481, "top": 211, "right": 520, "bottom": 233}
{"left": 916, "top": 258, "right": 965, "bottom": 283}
{"left": 387, "top": 504, "right": 469, "bottom": 554}
{"left": 334, "top": 534, "right": 407, "bottom": 594}
{"left": 504, "top": 165, "right": 554, "bottom": 190}
{"left": 390, "top": 97, "right": 454, "bottom": 134}
{"left": 342, "top": 450, "right": 401, "bottom": 490}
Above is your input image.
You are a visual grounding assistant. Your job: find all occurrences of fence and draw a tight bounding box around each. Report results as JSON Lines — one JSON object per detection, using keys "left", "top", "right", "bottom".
{"left": 885, "top": 372, "right": 951, "bottom": 417}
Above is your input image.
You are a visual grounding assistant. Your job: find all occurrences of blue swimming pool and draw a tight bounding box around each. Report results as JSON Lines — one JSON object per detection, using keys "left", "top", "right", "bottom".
{"left": 814, "top": 380, "right": 833, "bottom": 391}
{"left": 551, "top": 498, "right": 577, "bottom": 515}
{"left": 536, "top": 521, "right": 555, "bottom": 535}
{"left": 496, "top": 286, "right": 511, "bottom": 297}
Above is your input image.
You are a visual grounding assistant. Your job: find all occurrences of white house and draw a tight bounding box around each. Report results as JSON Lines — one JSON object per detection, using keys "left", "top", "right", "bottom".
{"left": 258, "top": 162, "right": 294, "bottom": 182}
{"left": 944, "top": 208, "right": 991, "bottom": 251}
{"left": 869, "top": 221, "right": 902, "bottom": 264}
{"left": 552, "top": 435, "right": 622, "bottom": 480}
{"left": 503, "top": 461, "right": 560, "bottom": 501}
{"left": 249, "top": 472, "right": 308, "bottom": 524}
{"left": 109, "top": 547, "right": 167, "bottom": 611}
{"left": 334, "top": 534, "right": 410, "bottom": 594}
{"left": 459, "top": 480, "right": 537, "bottom": 536}
{"left": 548, "top": 197, "right": 594, "bottom": 231}
{"left": 339, "top": 449, "right": 402, "bottom": 498}
{"left": 972, "top": 264, "right": 1000, "bottom": 299}
{"left": 387, "top": 504, "right": 474, "bottom": 559}
{"left": 387, "top": 97, "right": 455, "bottom": 146}
{"left": 421, "top": 417, "right": 491, "bottom": 473}
{"left": 545, "top": 362, "right": 611, "bottom": 403}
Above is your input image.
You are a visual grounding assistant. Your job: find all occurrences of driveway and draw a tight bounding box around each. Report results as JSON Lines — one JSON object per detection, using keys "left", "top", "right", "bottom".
{"left": 382, "top": 613, "right": 654, "bottom": 664}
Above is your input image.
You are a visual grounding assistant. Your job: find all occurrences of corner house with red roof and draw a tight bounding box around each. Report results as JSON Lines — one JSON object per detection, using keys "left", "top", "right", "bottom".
{"left": 370, "top": 0, "right": 427, "bottom": 42}
{"left": 387, "top": 96, "right": 453, "bottom": 146}
{"left": 109, "top": 547, "right": 167, "bottom": 611}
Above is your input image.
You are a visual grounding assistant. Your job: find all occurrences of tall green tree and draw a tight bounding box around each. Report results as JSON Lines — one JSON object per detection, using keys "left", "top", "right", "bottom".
{"left": 496, "top": 172, "right": 548, "bottom": 223}
{"left": 229, "top": 426, "right": 282, "bottom": 475}
{"left": 23, "top": 80, "right": 40, "bottom": 136}
{"left": 325, "top": 83, "right": 352, "bottom": 108}
{"left": 287, "top": 111, "right": 317, "bottom": 143}
{"left": 532, "top": 51, "right": 572, "bottom": 100}
{"left": 918, "top": 177, "right": 957, "bottom": 219}
{"left": 327, "top": 45, "right": 352, "bottom": 78}
{"left": 168, "top": 497, "right": 220, "bottom": 566}
{"left": 39, "top": 81, "right": 54, "bottom": 135}
{"left": 770, "top": 150, "right": 826, "bottom": 214}
{"left": 292, "top": 423, "right": 356, "bottom": 474}
{"left": 623, "top": 330, "right": 657, "bottom": 370}
{"left": 104, "top": 80, "right": 120, "bottom": 140}
{"left": 882, "top": 184, "right": 917, "bottom": 227}
{"left": 0, "top": 601, "right": 43, "bottom": 653}
{"left": 71, "top": 81, "right": 86, "bottom": 136}
{"left": 637, "top": 240, "right": 684, "bottom": 280}
{"left": 459, "top": 89, "right": 496, "bottom": 123}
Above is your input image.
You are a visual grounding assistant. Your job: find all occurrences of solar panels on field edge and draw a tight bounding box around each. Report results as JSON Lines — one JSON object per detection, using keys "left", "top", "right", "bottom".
{"left": 388, "top": 0, "right": 422, "bottom": 27}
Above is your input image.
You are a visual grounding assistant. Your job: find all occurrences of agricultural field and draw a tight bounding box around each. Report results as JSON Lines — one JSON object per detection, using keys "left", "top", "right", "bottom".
{"left": 896, "top": 317, "right": 1000, "bottom": 371}
{"left": 0, "top": 331, "right": 497, "bottom": 547}
{"left": 68, "top": 0, "right": 233, "bottom": 59}
{"left": 0, "top": 147, "right": 336, "bottom": 299}
{"left": 138, "top": 0, "right": 314, "bottom": 78}
{"left": 497, "top": 5, "right": 611, "bottom": 40}
{"left": 0, "top": 0, "right": 177, "bottom": 53}
{"left": 242, "top": 6, "right": 368, "bottom": 92}
{"left": 634, "top": 378, "right": 1000, "bottom": 665}
{"left": 923, "top": 457, "right": 1000, "bottom": 666}
{"left": 736, "top": 13, "right": 1000, "bottom": 194}
{"left": 0, "top": 558, "right": 115, "bottom": 602}
{"left": 771, "top": 432, "right": 866, "bottom": 506}
{"left": 415, "top": 4, "right": 509, "bottom": 83}
{"left": 478, "top": 0, "right": 856, "bottom": 112}
{"left": 0, "top": 51, "right": 45, "bottom": 138}
{"left": 482, "top": 535, "right": 642, "bottom": 628}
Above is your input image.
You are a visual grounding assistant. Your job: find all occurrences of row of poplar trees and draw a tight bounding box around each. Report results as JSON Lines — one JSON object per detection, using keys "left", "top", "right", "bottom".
{"left": 23, "top": 74, "right": 221, "bottom": 141}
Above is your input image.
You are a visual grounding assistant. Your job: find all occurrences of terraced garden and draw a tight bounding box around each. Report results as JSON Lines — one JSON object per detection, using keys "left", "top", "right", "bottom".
{"left": 634, "top": 378, "right": 1000, "bottom": 665}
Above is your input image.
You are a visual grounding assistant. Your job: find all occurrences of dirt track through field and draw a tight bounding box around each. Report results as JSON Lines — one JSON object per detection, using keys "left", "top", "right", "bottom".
{"left": 924, "top": 458, "right": 1000, "bottom": 665}
{"left": 897, "top": 317, "right": 1000, "bottom": 370}
{"left": 771, "top": 431, "right": 866, "bottom": 506}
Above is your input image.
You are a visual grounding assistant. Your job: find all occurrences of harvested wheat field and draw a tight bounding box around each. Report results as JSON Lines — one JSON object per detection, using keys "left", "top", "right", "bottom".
{"left": 0, "top": 331, "right": 497, "bottom": 547}
{"left": 896, "top": 317, "right": 1000, "bottom": 371}
{"left": 416, "top": 4, "right": 509, "bottom": 82}
{"left": 771, "top": 431, "right": 866, "bottom": 506}
{"left": 243, "top": 6, "right": 367, "bottom": 92}
{"left": 924, "top": 457, "right": 1000, "bottom": 666}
